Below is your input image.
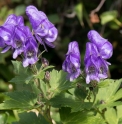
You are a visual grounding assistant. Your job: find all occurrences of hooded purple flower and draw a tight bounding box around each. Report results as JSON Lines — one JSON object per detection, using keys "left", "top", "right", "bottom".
{"left": 22, "top": 26, "right": 38, "bottom": 67}
{"left": 87, "top": 30, "right": 113, "bottom": 59}
{"left": 62, "top": 41, "right": 81, "bottom": 81}
{"left": 0, "top": 26, "right": 14, "bottom": 51}
{"left": 84, "top": 42, "right": 99, "bottom": 84}
{"left": 26, "top": 5, "right": 58, "bottom": 50}
{"left": 96, "top": 57, "right": 110, "bottom": 79}
{"left": 84, "top": 34, "right": 112, "bottom": 84}
{"left": 0, "top": 14, "right": 27, "bottom": 58}
{"left": 85, "top": 56, "right": 100, "bottom": 84}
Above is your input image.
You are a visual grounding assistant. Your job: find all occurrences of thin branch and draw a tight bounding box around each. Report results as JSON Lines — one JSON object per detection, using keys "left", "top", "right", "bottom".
{"left": 90, "top": 0, "right": 106, "bottom": 15}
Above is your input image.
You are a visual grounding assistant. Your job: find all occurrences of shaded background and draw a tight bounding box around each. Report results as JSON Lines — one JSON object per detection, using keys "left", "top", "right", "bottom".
{"left": 0, "top": 0, "right": 122, "bottom": 97}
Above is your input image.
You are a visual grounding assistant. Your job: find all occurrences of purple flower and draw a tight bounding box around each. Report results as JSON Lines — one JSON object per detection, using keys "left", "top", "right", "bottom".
{"left": 85, "top": 56, "right": 100, "bottom": 84}
{"left": 0, "top": 14, "right": 27, "bottom": 58}
{"left": 84, "top": 30, "right": 113, "bottom": 83}
{"left": 87, "top": 30, "right": 113, "bottom": 59}
{"left": 4, "top": 14, "right": 24, "bottom": 27}
{"left": 26, "top": 5, "right": 58, "bottom": 50}
{"left": 96, "top": 57, "right": 110, "bottom": 79}
{"left": 62, "top": 41, "right": 81, "bottom": 81}
{"left": 12, "top": 27, "right": 27, "bottom": 59}
{"left": 84, "top": 42, "right": 99, "bottom": 84}
{"left": 84, "top": 42, "right": 99, "bottom": 63}
{"left": 22, "top": 26, "right": 38, "bottom": 67}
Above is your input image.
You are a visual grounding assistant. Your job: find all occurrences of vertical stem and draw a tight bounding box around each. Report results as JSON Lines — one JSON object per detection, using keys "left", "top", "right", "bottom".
{"left": 92, "top": 89, "right": 96, "bottom": 104}
{"left": 13, "top": 110, "right": 19, "bottom": 121}
{"left": 31, "top": 64, "right": 53, "bottom": 124}
{"left": 38, "top": 108, "right": 53, "bottom": 124}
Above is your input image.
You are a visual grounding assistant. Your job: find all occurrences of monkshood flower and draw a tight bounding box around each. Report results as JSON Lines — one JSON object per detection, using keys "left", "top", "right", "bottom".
{"left": 22, "top": 26, "right": 38, "bottom": 67}
{"left": 84, "top": 42, "right": 99, "bottom": 84}
{"left": 62, "top": 41, "right": 81, "bottom": 81}
{"left": 0, "top": 14, "right": 27, "bottom": 58}
{"left": 96, "top": 56, "right": 110, "bottom": 79}
{"left": 0, "top": 26, "right": 14, "bottom": 52}
{"left": 12, "top": 27, "right": 27, "bottom": 59}
{"left": 26, "top": 5, "right": 58, "bottom": 50}
{"left": 87, "top": 30, "right": 113, "bottom": 59}
{"left": 85, "top": 55, "right": 99, "bottom": 84}
{"left": 84, "top": 41, "right": 112, "bottom": 84}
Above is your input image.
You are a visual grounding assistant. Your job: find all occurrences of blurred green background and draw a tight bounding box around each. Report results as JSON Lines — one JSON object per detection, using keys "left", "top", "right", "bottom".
{"left": 0, "top": 0, "right": 122, "bottom": 123}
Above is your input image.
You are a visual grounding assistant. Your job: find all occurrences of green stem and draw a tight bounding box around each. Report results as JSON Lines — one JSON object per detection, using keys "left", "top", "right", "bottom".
{"left": 44, "top": 105, "right": 53, "bottom": 124}
{"left": 31, "top": 64, "right": 38, "bottom": 74}
{"left": 38, "top": 50, "right": 46, "bottom": 59}
{"left": 92, "top": 89, "right": 96, "bottom": 104}
{"left": 31, "top": 63, "right": 53, "bottom": 124}
{"left": 38, "top": 79, "right": 44, "bottom": 97}
{"left": 13, "top": 110, "right": 19, "bottom": 121}
{"left": 38, "top": 108, "right": 53, "bottom": 124}
{"left": 114, "top": 19, "right": 122, "bottom": 27}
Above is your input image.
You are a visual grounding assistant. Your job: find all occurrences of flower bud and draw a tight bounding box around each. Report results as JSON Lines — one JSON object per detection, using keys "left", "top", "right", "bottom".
{"left": 41, "top": 58, "right": 49, "bottom": 68}
{"left": 45, "top": 71, "right": 50, "bottom": 81}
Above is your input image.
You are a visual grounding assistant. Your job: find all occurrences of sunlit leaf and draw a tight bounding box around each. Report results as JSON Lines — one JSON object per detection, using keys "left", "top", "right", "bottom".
{"left": 59, "top": 107, "right": 105, "bottom": 124}
{"left": 100, "top": 10, "right": 118, "bottom": 25}
{"left": 94, "top": 79, "right": 122, "bottom": 109}
{"left": 49, "top": 69, "right": 73, "bottom": 96}
{"left": 105, "top": 108, "right": 117, "bottom": 124}
{"left": 74, "top": 2, "right": 83, "bottom": 26}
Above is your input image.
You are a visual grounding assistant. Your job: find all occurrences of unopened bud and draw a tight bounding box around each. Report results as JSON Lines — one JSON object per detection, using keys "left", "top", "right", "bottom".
{"left": 41, "top": 58, "right": 49, "bottom": 67}
{"left": 45, "top": 71, "right": 50, "bottom": 80}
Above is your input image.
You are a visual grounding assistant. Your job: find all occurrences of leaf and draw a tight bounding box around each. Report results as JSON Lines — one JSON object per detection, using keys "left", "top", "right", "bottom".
{"left": 108, "top": 21, "right": 120, "bottom": 30}
{"left": 10, "top": 61, "right": 33, "bottom": 84}
{"left": 105, "top": 106, "right": 122, "bottom": 124}
{"left": 98, "top": 79, "right": 110, "bottom": 88}
{"left": 94, "top": 79, "right": 122, "bottom": 109}
{"left": 39, "top": 80, "right": 47, "bottom": 97}
{"left": 10, "top": 73, "right": 33, "bottom": 84}
{"left": 12, "top": 61, "right": 27, "bottom": 74}
{"left": 100, "top": 10, "right": 118, "bottom": 25}
{"left": 35, "top": 65, "right": 55, "bottom": 80}
{"left": 74, "top": 2, "right": 83, "bottom": 25}
{"left": 49, "top": 69, "right": 73, "bottom": 96}
{"left": 117, "top": 105, "right": 122, "bottom": 120}
{"left": 105, "top": 108, "right": 118, "bottom": 124}
{"left": 112, "top": 89, "right": 122, "bottom": 101}
{"left": 0, "top": 91, "right": 37, "bottom": 110}
{"left": 49, "top": 93, "right": 92, "bottom": 112}
{"left": 59, "top": 107, "right": 105, "bottom": 124}
{"left": 74, "top": 83, "right": 88, "bottom": 100}
{"left": 12, "top": 112, "right": 48, "bottom": 124}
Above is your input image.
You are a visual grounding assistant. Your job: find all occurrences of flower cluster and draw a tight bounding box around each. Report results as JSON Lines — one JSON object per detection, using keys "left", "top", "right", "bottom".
{"left": 62, "top": 41, "right": 81, "bottom": 81}
{"left": 26, "top": 5, "right": 58, "bottom": 50}
{"left": 0, "top": 5, "right": 58, "bottom": 67}
{"left": 0, "top": 5, "right": 113, "bottom": 84}
{"left": 84, "top": 30, "right": 113, "bottom": 84}
{"left": 62, "top": 30, "right": 113, "bottom": 83}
